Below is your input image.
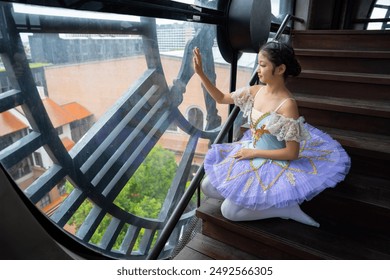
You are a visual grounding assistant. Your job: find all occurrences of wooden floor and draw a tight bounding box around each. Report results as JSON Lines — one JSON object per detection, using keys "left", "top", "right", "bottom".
{"left": 174, "top": 198, "right": 390, "bottom": 260}
{"left": 174, "top": 233, "right": 260, "bottom": 260}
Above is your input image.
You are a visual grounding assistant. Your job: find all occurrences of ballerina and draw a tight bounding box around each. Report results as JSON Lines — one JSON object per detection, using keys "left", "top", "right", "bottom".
{"left": 193, "top": 41, "right": 351, "bottom": 227}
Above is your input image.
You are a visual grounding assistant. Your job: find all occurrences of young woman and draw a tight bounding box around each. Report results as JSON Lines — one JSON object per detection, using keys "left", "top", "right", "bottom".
{"left": 193, "top": 41, "right": 351, "bottom": 227}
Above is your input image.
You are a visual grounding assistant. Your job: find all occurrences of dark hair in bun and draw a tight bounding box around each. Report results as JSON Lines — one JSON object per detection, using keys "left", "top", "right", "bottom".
{"left": 259, "top": 41, "right": 301, "bottom": 79}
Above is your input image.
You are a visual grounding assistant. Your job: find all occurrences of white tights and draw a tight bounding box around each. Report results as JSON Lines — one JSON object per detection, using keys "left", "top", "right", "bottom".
{"left": 201, "top": 176, "right": 320, "bottom": 227}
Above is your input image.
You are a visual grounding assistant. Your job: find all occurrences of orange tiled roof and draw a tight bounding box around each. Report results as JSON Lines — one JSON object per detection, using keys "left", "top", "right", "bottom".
{"left": 0, "top": 111, "right": 28, "bottom": 137}
{"left": 41, "top": 194, "right": 67, "bottom": 215}
{"left": 0, "top": 98, "right": 92, "bottom": 136}
{"left": 61, "top": 136, "right": 75, "bottom": 151}
{"left": 61, "top": 102, "right": 93, "bottom": 121}
{"left": 42, "top": 98, "right": 75, "bottom": 128}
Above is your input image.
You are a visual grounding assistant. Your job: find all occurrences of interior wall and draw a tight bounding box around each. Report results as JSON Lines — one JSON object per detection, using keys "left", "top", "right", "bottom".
{"left": 293, "top": 0, "right": 375, "bottom": 30}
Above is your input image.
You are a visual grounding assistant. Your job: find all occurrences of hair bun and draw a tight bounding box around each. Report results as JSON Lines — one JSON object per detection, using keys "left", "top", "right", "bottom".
{"left": 260, "top": 41, "right": 301, "bottom": 78}
{"left": 286, "top": 56, "right": 301, "bottom": 77}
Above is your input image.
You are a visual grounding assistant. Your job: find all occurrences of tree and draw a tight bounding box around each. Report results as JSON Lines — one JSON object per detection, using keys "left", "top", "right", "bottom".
{"left": 65, "top": 145, "right": 178, "bottom": 249}
{"left": 114, "top": 144, "right": 177, "bottom": 216}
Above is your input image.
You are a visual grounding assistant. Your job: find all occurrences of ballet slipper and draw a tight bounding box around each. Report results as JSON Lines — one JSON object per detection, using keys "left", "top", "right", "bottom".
{"left": 281, "top": 204, "right": 320, "bottom": 228}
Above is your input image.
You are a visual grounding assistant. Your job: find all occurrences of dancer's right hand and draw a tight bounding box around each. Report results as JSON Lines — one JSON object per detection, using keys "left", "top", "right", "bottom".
{"left": 193, "top": 47, "right": 203, "bottom": 75}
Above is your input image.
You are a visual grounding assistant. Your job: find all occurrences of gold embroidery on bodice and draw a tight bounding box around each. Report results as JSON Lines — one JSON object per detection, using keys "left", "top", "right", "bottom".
{"left": 250, "top": 109, "right": 270, "bottom": 146}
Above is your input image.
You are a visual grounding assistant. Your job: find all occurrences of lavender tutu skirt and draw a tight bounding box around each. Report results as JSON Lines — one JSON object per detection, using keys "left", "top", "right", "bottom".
{"left": 204, "top": 124, "right": 351, "bottom": 210}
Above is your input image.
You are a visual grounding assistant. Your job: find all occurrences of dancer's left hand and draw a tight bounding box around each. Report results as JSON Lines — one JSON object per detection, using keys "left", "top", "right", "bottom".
{"left": 233, "top": 149, "right": 253, "bottom": 160}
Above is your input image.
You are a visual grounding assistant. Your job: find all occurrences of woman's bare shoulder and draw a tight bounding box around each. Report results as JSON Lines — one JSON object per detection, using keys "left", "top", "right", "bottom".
{"left": 249, "top": 85, "right": 263, "bottom": 97}
{"left": 277, "top": 98, "right": 300, "bottom": 119}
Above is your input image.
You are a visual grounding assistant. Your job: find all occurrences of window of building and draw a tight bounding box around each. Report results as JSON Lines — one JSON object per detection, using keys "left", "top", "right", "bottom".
{"left": 187, "top": 107, "right": 204, "bottom": 130}
{"left": 58, "top": 184, "right": 66, "bottom": 196}
{"left": 56, "top": 126, "right": 63, "bottom": 135}
{"left": 33, "top": 152, "right": 43, "bottom": 168}
{"left": 39, "top": 194, "right": 51, "bottom": 209}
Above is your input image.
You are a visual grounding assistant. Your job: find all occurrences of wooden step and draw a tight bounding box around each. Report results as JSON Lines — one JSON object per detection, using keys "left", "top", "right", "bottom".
{"left": 295, "top": 49, "right": 390, "bottom": 75}
{"left": 304, "top": 172, "right": 390, "bottom": 218}
{"left": 301, "top": 196, "right": 390, "bottom": 256}
{"left": 196, "top": 198, "right": 390, "bottom": 259}
{"left": 289, "top": 71, "right": 390, "bottom": 100}
{"left": 302, "top": 174, "right": 390, "bottom": 237}
{"left": 173, "top": 233, "right": 260, "bottom": 260}
{"left": 299, "top": 106, "right": 389, "bottom": 135}
{"left": 301, "top": 70, "right": 390, "bottom": 84}
{"left": 320, "top": 174, "right": 390, "bottom": 212}
{"left": 304, "top": 173, "right": 390, "bottom": 212}
{"left": 295, "top": 93, "right": 390, "bottom": 118}
{"left": 318, "top": 126, "right": 390, "bottom": 158}
{"left": 315, "top": 126, "right": 389, "bottom": 179}
{"left": 292, "top": 30, "right": 390, "bottom": 51}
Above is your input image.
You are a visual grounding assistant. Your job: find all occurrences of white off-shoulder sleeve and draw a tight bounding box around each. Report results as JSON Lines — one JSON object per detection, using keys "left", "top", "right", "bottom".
{"left": 230, "top": 86, "right": 253, "bottom": 117}
{"left": 267, "top": 112, "right": 310, "bottom": 142}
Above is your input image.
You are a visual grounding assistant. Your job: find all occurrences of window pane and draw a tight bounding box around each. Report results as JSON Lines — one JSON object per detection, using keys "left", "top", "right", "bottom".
{"left": 0, "top": 1, "right": 254, "bottom": 258}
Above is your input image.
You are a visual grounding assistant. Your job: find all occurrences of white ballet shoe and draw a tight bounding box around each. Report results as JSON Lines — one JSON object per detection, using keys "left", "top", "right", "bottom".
{"left": 281, "top": 205, "right": 320, "bottom": 228}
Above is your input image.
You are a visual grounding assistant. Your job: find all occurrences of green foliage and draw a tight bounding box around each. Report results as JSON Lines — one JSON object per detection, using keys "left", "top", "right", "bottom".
{"left": 64, "top": 180, "right": 74, "bottom": 193}
{"left": 67, "top": 198, "right": 93, "bottom": 231}
{"left": 29, "top": 62, "right": 52, "bottom": 68}
{"left": 114, "top": 145, "right": 177, "bottom": 218}
{"left": 185, "top": 180, "right": 204, "bottom": 207}
{"left": 66, "top": 145, "right": 178, "bottom": 250}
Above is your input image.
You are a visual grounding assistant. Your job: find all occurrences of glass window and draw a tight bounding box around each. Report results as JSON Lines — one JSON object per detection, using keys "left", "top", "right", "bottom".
{"left": 33, "top": 152, "right": 43, "bottom": 168}
{"left": 0, "top": 0, "right": 285, "bottom": 259}
{"left": 187, "top": 107, "right": 204, "bottom": 130}
{"left": 368, "top": 0, "right": 390, "bottom": 30}
{"left": 39, "top": 194, "right": 51, "bottom": 209}
{"left": 58, "top": 183, "right": 66, "bottom": 196}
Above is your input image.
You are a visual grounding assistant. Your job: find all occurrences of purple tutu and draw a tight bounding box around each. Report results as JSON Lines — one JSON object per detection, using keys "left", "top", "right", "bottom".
{"left": 204, "top": 123, "right": 351, "bottom": 211}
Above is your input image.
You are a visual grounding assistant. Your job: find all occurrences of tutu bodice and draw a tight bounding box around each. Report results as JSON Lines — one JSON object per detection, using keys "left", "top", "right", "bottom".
{"left": 249, "top": 109, "right": 285, "bottom": 150}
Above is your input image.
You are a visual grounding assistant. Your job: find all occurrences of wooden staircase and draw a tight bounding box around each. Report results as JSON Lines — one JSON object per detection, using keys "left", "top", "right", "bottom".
{"left": 174, "top": 30, "right": 390, "bottom": 260}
